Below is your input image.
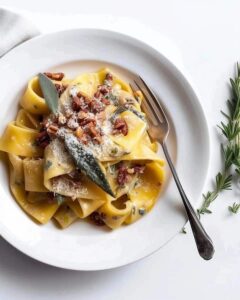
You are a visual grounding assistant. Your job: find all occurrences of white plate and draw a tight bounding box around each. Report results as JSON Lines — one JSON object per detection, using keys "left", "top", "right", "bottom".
{"left": 0, "top": 29, "right": 209, "bottom": 271}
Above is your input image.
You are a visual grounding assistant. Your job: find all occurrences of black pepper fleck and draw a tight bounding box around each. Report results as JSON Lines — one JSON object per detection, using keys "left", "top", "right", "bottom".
{"left": 138, "top": 208, "right": 145, "bottom": 216}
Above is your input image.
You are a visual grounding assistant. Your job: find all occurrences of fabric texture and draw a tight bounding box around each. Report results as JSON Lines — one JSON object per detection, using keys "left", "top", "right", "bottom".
{"left": 0, "top": 8, "right": 39, "bottom": 57}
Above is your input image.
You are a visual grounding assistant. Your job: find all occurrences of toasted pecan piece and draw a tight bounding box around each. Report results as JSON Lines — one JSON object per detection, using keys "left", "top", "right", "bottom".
{"left": 54, "top": 83, "right": 68, "bottom": 96}
{"left": 47, "top": 124, "right": 59, "bottom": 135}
{"left": 35, "top": 130, "right": 50, "bottom": 148}
{"left": 44, "top": 72, "right": 64, "bottom": 81}
{"left": 112, "top": 118, "right": 128, "bottom": 136}
{"left": 117, "top": 165, "right": 131, "bottom": 186}
{"left": 72, "top": 96, "right": 88, "bottom": 112}
{"left": 105, "top": 73, "right": 113, "bottom": 81}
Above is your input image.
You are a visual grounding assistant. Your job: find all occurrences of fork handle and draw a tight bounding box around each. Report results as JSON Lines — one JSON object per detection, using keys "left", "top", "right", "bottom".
{"left": 161, "top": 142, "right": 214, "bottom": 260}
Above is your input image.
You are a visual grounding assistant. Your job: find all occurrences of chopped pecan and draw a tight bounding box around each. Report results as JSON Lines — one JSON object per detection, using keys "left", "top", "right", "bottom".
{"left": 86, "top": 122, "right": 98, "bottom": 136}
{"left": 76, "top": 91, "right": 83, "bottom": 97}
{"left": 76, "top": 92, "right": 91, "bottom": 102}
{"left": 74, "top": 129, "right": 88, "bottom": 144}
{"left": 133, "top": 165, "right": 145, "bottom": 174}
{"left": 94, "top": 91, "right": 101, "bottom": 98}
{"left": 35, "top": 130, "right": 50, "bottom": 148}
{"left": 79, "top": 118, "right": 96, "bottom": 126}
{"left": 44, "top": 72, "right": 64, "bottom": 81}
{"left": 72, "top": 96, "right": 83, "bottom": 111}
{"left": 90, "top": 212, "right": 105, "bottom": 226}
{"left": 117, "top": 165, "right": 131, "bottom": 186}
{"left": 47, "top": 124, "right": 59, "bottom": 135}
{"left": 101, "top": 98, "right": 110, "bottom": 105}
{"left": 78, "top": 111, "right": 88, "bottom": 120}
{"left": 55, "top": 83, "right": 68, "bottom": 97}
{"left": 89, "top": 126, "right": 98, "bottom": 137}
{"left": 99, "top": 86, "right": 109, "bottom": 95}
{"left": 71, "top": 96, "right": 88, "bottom": 112}
{"left": 127, "top": 165, "right": 145, "bottom": 175}
{"left": 84, "top": 122, "right": 102, "bottom": 144}
{"left": 112, "top": 118, "right": 128, "bottom": 136}
{"left": 105, "top": 73, "right": 113, "bottom": 81}
{"left": 89, "top": 100, "right": 104, "bottom": 113}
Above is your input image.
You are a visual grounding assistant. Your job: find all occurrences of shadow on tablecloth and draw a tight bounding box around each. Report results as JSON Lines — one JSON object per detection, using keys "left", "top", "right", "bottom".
{"left": 0, "top": 236, "right": 143, "bottom": 296}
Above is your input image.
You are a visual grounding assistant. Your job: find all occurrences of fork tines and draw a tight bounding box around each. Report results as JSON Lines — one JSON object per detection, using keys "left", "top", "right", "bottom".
{"left": 132, "top": 76, "right": 168, "bottom": 126}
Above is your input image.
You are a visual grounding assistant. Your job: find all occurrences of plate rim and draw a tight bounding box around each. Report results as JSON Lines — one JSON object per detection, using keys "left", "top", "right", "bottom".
{"left": 0, "top": 28, "right": 210, "bottom": 271}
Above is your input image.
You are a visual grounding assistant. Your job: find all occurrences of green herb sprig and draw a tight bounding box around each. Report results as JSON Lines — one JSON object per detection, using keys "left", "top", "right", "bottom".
{"left": 38, "top": 73, "right": 59, "bottom": 114}
{"left": 198, "top": 63, "right": 240, "bottom": 216}
{"left": 181, "top": 227, "right": 187, "bottom": 234}
{"left": 229, "top": 202, "right": 240, "bottom": 214}
{"left": 197, "top": 173, "right": 232, "bottom": 216}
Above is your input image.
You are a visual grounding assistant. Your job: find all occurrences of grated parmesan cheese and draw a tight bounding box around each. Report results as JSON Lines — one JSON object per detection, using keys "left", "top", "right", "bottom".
{"left": 52, "top": 176, "right": 88, "bottom": 198}
{"left": 69, "top": 85, "right": 78, "bottom": 97}
{"left": 67, "top": 117, "right": 79, "bottom": 129}
{"left": 101, "top": 118, "right": 112, "bottom": 135}
{"left": 50, "top": 138, "right": 73, "bottom": 165}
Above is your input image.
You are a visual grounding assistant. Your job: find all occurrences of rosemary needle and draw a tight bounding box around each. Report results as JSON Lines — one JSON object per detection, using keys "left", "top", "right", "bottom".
{"left": 228, "top": 202, "right": 240, "bottom": 214}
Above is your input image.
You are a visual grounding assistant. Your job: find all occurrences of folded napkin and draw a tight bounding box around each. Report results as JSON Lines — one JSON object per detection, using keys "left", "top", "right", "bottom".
{"left": 0, "top": 8, "right": 39, "bottom": 57}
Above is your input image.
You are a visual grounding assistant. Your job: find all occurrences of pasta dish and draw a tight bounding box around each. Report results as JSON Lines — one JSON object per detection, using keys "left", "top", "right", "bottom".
{"left": 0, "top": 68, "right": 164, "bottom": 229}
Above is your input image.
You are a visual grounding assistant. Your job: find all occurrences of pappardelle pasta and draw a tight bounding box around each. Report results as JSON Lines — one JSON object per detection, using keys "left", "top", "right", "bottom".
{"left": 0, "top": 68, "right": 165, "bottom": 229}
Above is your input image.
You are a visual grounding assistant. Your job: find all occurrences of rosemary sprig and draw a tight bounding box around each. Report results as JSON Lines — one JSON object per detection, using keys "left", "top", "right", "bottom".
{"left": 228, "top": 202, "right": 240, "bottom": 214}
{"left": 197, "top": 173, "right": 232, "bottom": 216}
{"left": 198, "top": 63, "right": 240, "bottom": 216}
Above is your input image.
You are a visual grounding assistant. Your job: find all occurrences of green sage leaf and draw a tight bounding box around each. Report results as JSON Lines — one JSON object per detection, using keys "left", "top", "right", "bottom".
{"left": 38, "top": 73, "right": 59, "bottom": 114}
{"left": 62, "top": 133, "right": 115, "bottom": 197}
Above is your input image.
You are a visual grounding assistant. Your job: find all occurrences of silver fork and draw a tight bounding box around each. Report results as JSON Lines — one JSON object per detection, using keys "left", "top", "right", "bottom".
{"left": 131, "top": 77, "right": 214, "bottom": 260}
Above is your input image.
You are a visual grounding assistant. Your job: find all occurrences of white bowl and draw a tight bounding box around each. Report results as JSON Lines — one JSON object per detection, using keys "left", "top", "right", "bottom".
{"left": 0, "top": 29, "right": 209, "bottom": 270}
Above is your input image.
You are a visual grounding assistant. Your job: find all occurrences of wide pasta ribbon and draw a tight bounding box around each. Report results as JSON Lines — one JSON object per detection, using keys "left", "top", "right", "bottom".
{"left": 0, "top": 68, "right": 165, "bottom": 230}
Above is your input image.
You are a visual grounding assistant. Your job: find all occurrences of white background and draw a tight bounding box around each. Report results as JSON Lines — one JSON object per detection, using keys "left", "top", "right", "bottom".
{"left": 1, "top": 0, "right": 240, "bottom": 299}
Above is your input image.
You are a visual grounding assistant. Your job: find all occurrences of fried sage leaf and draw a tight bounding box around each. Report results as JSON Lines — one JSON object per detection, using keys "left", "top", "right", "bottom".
{"left": 62, "top": 133, "right": 115, "bottom": 197}
{"left": 38, "top": 73, "right": 59, "bottom": 114}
